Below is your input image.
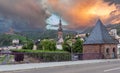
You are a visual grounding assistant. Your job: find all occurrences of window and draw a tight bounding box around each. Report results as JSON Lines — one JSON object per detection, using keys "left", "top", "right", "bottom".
{"left": 106, "top": 48, "right": 109, "bottom": 54}
{"left": 112, "top": 48, "right": 116, "bottom": 58}
{"left": 113, "top": 48, "right": 115, "bottom": 53}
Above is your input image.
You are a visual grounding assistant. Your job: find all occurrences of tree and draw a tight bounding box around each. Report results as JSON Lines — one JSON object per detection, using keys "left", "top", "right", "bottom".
{"left": 22, "top": 45, "right": 27, "bottom": 49}
{"left": 63, "top": 37, "right": 83, "bottom": 53}
{"left": 22, "top": 41, "right": 34, "bottom": 50}
{"left": 37, "top": 43, "right": 42, "bottom": 50}
{"left": 27, "top": 41, "right": 34, "bottom": 50}
{"left": 72, "top": 38, "right": 83, "bottom": 53}
{"left": 39, "top": 39, "right": 56, "bottom": 51}
{"left": 63, "top": 38, "right": 74, "bottom": 53}
{"left": 49, "top": 40, "right": 56, "bottom": 51}
{"left": 62, "top": 42, "right": 71, "bottom": 52}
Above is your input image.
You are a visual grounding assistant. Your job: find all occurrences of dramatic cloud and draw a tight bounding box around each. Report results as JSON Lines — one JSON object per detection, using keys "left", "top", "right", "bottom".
{"left": 46, "top": 0, "right": 120, "bottom": 30}
{"left": 108, "top": 5, "right": 120, "bottom": 24}
{"left": 0, "top": 0, "right": 49, "bottom": 30}
{"left": 0, "top": 0, "right": 119, "bottom": 31}
{"left": 104, "top": 0, "right": 120, "bottom": 5}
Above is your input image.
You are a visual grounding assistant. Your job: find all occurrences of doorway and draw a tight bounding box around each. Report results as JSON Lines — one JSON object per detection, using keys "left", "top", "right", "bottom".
{"left": 112, "top": 48, "right": 116, "bottom": 58}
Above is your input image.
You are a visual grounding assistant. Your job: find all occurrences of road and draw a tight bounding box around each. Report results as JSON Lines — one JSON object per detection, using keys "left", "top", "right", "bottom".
{"left": 2, "top": 61, "right": 120, "bottom": 73}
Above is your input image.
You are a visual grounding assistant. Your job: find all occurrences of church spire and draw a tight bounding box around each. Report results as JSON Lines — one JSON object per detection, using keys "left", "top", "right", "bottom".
{"left": 58, "top": 18, "right": 63, "bottom": 32}
{"left": 57, "top": 18, "right": 64, "bottom": 44}
{"left": 59, "top": 18, "right": 62, "bottom": 26}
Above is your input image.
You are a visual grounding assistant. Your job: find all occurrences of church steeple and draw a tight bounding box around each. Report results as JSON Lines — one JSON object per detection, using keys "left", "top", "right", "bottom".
{"left": 58, "top": 19, "right": 63, "bottom": 32}
{"left": 57, "top": 18, "right": 64, "bottom": 44}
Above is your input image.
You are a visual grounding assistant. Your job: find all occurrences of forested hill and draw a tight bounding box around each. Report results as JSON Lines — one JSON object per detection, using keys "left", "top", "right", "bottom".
{"left": 0, "top": 34, "right": 28, "bottom": 47}
{"left": 17, "top": 30, "right": 77, "bottom": 40}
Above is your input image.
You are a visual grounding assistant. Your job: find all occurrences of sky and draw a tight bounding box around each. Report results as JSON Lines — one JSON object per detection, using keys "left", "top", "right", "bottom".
{"left": 0, "top": 0, "right": 120, "bottom": 31}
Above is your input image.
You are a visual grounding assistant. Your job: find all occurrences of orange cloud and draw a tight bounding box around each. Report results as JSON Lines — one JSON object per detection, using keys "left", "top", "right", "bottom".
{"left": 47, "top": 0, "right": 118, "bottom": 29}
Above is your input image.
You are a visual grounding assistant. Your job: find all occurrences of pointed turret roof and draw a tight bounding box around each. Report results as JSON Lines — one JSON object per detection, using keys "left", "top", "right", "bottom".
{"left": 84, "top": 19, "right": 118, "bottom": 45}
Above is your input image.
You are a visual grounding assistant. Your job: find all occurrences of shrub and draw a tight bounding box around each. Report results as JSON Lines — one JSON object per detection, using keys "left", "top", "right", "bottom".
{"left": 12, "top": 50, "right": 71, "bottom": 62}
{"left": 22, "top": 45, "right": 27, "bottom": 49}
{"left": 72, "top": 38, "right": 83, "bottom": 53}
{"left": 39, "top": 39, "right": 56, "bottom": 51}
{"left": 27, "top": 41, "right": 34, "bottom": 50}
{"left": 62, "top": 42, "right": 71, "bottom": 52}
{"left": 37, "top": 43, "right": 42, "bottom": 50}
{"left": 22, "top": 41, "right": 34, "bottom": 50}
{"left": 63, "top": 37, "right": 83, "bottom": 53}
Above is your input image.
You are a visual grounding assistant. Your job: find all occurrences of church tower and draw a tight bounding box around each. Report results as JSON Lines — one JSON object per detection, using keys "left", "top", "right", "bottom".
{"left": 57, "top": 19, "right": 64, "bottom": 44}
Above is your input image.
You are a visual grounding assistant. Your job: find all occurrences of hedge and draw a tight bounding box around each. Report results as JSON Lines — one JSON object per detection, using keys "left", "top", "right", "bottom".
{"left": 12, "top": 50, "right": 71, "bottom": 62}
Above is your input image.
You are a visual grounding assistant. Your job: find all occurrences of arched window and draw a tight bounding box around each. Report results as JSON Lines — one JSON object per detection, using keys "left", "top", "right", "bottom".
{"left": 113, "top": 48, "right": 116, "bottom": 53}
{"left": 106, "top": 48, "right": 109, "bottom": 54}
{"left": 112, "top": 48, "right": 116, "bottom": 58}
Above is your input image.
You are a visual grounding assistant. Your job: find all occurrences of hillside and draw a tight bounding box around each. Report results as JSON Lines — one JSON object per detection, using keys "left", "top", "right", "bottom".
{"left": 17, "top": 30, "right": 77, "bottom": 40}
{"left": 0, "top": 34, "right": 29, "bottom": 47}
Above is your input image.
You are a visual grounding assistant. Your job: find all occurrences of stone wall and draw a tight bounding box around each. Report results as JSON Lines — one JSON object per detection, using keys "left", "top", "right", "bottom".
{"left": 83, "top": 45, "right": 100, "bottom": 53}
{"left": 101, "top": 44, "right": 117, "bottom": 59}
{"left": 83, "top": 44, "right": 118, "bottom": 60}
{"left": 83, "top": 44, "right": 101, "bottom": 60}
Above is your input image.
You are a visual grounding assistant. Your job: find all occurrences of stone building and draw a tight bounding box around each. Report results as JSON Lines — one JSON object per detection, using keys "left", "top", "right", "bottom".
{"left": 83, "top": 19, "right": 118, "bottom": 60}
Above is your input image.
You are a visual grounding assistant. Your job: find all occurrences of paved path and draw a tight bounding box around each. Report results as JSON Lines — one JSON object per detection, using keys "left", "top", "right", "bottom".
{"left": 0, "top": 59, "right": 120, "bottom": 73}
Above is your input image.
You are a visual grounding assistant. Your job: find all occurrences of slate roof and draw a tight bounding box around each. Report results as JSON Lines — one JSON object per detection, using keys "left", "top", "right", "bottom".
{"left": 84, "top": 19, "right": 118, "bottom": 45}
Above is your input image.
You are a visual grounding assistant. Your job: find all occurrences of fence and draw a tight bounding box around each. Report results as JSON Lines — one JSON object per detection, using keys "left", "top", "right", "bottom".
{"left": 0, "top": 51, "right": 71, "bottom": 65}
{"left": 0, "top": 51, "right": 107, "bottom": 65}
{"left": 72, "top": 53, "right": 103, "bottom": 60}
